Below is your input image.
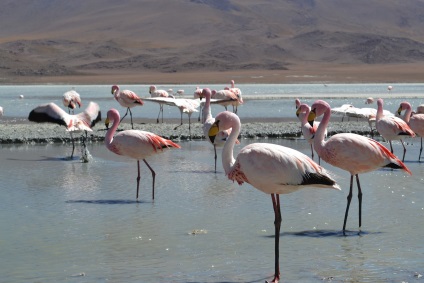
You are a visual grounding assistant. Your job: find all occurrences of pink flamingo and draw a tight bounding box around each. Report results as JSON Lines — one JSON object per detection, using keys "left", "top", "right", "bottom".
{"left": 211, "top": 89, "right": 238, "bottom": 111}
{"left": 62, "top": 89, "right": 82, "bottom": 114}
{"left": 28, "top": 102, "right": 101, "bottom": 160}
{"left": 194, "top": 87, "right": 204, "bottom": 121}
{"left": 105, "top": 108, "right": 181, "bottom": 200}
{"left": 296, "top": 103, "right": 326, "bottom": 163}
{"left": 397, "top": 101, "right": 424, "bottom": 161}
{"left": 149, "top": 85, "right": 174, "bottom": 123}
{"left": 376, "top": 98, "right": 415, "bottom": 162}
{"left": 201, "top": 88, "right": 239, "bottom": 172}
{"left": 209, "top": 111, "right": 340, "bottom": 283}
{"left": 111, "top": 85, "right": 144, "bottom": 129}
{"left": 226, "top": 79, "right": 243, "bottom": 114}
{"left": 308, "top": 100, "right": 412, "bottom": 234}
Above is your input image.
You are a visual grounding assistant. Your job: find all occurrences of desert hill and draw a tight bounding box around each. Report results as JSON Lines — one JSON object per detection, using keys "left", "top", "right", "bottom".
{"left": 1, "top": 0, "right": 424, "bottom": 84}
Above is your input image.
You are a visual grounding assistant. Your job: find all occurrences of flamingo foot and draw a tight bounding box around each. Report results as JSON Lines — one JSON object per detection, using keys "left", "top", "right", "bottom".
{"left": 265, "top": 275, "right": 279, "bottom": 283}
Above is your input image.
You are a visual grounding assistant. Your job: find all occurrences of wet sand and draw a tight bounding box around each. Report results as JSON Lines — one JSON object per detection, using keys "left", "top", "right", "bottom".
{"left": 0, "top": 117, "right": 374, "bottom": 144}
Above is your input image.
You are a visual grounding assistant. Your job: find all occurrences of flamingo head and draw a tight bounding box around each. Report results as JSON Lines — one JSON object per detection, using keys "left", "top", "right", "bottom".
{"left": 308, "top": 100, "right": 330, "bottom": 126}
{"left": 397, "top": 101, "right": 411, "bottom": 115}
{"left": 200, "top": 88, "right": 211, "bottom": 101}
{"left": 149, "top": 85, "right": 156, "bottom": 94}
{"left": 295, "top": 98, "right": 301, "bottom": 109}
{"left": 111, "top": 85, "right": 119, "bottom": 95}
{"left": 209, "top": 111, "right": 239, "bottom": 143}
{"left": 105, "top": 108, "right": 119, "bottom": 129}
{"left": 296, "top": 103, "right": 310, "bottom": 117}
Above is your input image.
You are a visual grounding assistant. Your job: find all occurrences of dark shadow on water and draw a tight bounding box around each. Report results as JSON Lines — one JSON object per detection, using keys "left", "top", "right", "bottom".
{"left": 7, "top": 156, "right": 80, "bottom": 162}
{"left": 262, "top": 229, "right": 383, "bottom": 238}
{"left": 66, "top": 199, "right": 145, "bottom": 205}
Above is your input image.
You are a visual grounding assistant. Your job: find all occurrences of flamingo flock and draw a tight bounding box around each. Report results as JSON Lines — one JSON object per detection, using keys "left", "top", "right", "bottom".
{"left": 21, "top": 82, "right": 424, "bottom": 283}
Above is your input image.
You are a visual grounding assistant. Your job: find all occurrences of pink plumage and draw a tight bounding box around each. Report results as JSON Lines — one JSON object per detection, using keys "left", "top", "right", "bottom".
{"left": 397, "top": 101, "right": 424, "bottom": 160}
{"left": 105, "top": 108, "right": 180, "bottom": 200}
{"left": 308, "top": 99, "right": 411, "bottom": 234}
{"left": 111, "top": 85, "right": 144, "bottom": 128}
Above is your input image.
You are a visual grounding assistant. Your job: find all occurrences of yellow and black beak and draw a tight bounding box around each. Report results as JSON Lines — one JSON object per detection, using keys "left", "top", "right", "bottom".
{"left": 397, "top": 106, "right": 402, "bottom": 116}
{"left": 208, "top": 120, "right": 220, "bottom": 144}
{"left": 296, "top": 108, "right": 301, "bottom": 117}
{"left": 307, "top": 109, "right": 316, "bottom": 127}
{"left": 105, "top": 117, "right": 110, "bottom": 129}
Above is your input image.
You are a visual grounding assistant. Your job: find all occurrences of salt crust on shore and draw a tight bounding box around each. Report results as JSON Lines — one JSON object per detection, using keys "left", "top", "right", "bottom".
{"left": 0, "top": 120, "right": 374, "bottom": 144}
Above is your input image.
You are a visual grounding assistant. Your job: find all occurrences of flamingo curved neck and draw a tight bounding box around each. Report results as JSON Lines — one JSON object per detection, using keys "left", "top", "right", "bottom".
{"left": 403, "top": 104, "right": 412, "bottom": 123}
{"left": 222, "top": 118, "right": 240, "bottom": 174}
{"left": 203, "top": 93, "right": 212, "bottom": 123}
{"left": 313, "top": 107, "right": 330, "bottom": 155}
{"left": 105, "top": 111, "right": 120, "bottom": 149}
{"left": 376, "top": 101, "right": 384, "bottom": 121}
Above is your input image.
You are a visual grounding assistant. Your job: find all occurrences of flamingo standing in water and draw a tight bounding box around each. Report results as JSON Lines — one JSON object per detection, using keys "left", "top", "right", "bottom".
{"left": 105, "top": 109, "right": 181, "bottom": 200}
{"left": 149, "top": 85, "right": 174, "bottom": 123}
{"left": 307, "top": 100, "right": 412, "bottom": 234}
{"left": 111, "top": 85, "right": 144, "bottom": 129}
{"left": 28, "top": 102, "right": 101, "bottom": 160}
{"left": 209, "top": 111, "right": 340, "bottom": 283}
{"left": 397, "top": 101, "right": 424, "bottom": 161}
{"left": 227, "top": 79, "right": 243, "bottom": 114}
{"left": 62, "top": 90, "right": 82, "bottom": 114}
{"left": 376, "top": 98, "right": 415, "bottom": 162}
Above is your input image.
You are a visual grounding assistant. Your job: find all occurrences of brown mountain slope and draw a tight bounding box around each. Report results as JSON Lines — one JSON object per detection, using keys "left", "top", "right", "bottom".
{"left": 1, "top": 0, "right": 424, "bottom": 83}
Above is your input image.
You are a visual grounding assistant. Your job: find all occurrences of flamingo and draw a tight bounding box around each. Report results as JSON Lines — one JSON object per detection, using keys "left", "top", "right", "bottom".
{"left": 416, "top": 104, "right": 424, "bottom": 114}
{"left": 376, "top": 98, "right": 415, "bottom": 162}
{"left": 296, "top": 103, "right": 326, "bottom": 163}
{"left": 28, "top": 102, "right": 101, "bottom": 160}
{"left": 211, "top": 89, "right": 239, "bottom": 111}
{"left": 307, "top": 100, "right": 412, "bottom": 234}
{"left": 143, "top": 97, "right": 200, "bottom": 138}
{"left": 209, "top": 111, "right": 340, "bottom": 283}
{"left": 62, "top": 90, "right": 82, "bottom": 114}
{"left": 105, "top": 108, "right": 181, "bottom": 200}
{"left": 227, "top": 79, "right": 243, "bottom": 114}
{"left": 0, "top": 106, "right": 3, "bottom": 117}
{"left": 194, "top": 87, "right": 204, "bottom": 121}
{"left": 397, "top": 101, "right": 424, "bottom": 161}
{"left": 111, "top": 85, "right": 144, "bottom": 129}
{"left": 201, "top": 88, "right": 238, "bottom": 172}
{"left": 330, "top": 104, "right": 355, "bottom": 121}
{"left": 365, "top": 97, "right": 374, "bottom": 104}
{"left": 149, "top": 85, "right": 174, "bottom": 123}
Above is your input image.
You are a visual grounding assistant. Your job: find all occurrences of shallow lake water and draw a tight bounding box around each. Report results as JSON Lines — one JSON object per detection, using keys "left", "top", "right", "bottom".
{"left": 0, "top": 137, "right": 423, "bottom": 283}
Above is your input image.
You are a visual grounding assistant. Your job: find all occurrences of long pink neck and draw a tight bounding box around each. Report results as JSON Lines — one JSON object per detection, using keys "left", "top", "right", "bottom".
{"left": 376, "top": 100, "right": 384, "bottom": 121}
{"left": 403, "top": 103, "right": 413, "bottom": 123}
{"left": 203, "top": 92, "right": 212, "bottom": 123}
{"left": 105, "top": 110, "right": 120, "bottom": 150}
{"left": 313, "top": 106, "right": 331, "bottom": 155}
{"left": 300, "top": 107, "right": 309, "bottom": 125}
{"left": 222, "top": 116, "right": 240, "bottom": 174}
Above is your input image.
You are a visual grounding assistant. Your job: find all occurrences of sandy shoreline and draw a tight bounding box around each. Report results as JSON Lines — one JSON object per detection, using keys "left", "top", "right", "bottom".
{"left": 0, "top": 118, "right": 374, "bottom": 144}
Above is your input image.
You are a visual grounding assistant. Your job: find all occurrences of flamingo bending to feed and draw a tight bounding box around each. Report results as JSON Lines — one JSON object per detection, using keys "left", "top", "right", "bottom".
{"left": 397, "top": 101, "right": 424, "bottom": 161}
{"left": 307, "top": 100, "right": 411, "bottom": 234}
{"left": 296, "top": 103, "right": 326, "bottom": 163}
{"left": 149, "top": 85, "right": 174, "bottom": 123}
{"left": 209, "top": 111, "right": 340, "bottom": 283}
{"left": 28, "top": 102, "right": 101, "bottom": 160}
{"left": 111, "top": 85, "right": 144, "bottom": 129}
{"left": 105, "top": 109, "right": 181, "bottom": 200}
{"left": 376, "top": 98, "right": 415, "bottom": 162}
{"left": 62, "top": 90, "right": 82, "bottom": 114}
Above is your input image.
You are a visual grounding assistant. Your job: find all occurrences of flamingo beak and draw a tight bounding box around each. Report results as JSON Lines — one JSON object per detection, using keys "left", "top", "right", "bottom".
{"left": 105, "top": 117, "right": 110, "bottom": 129}
{"left": 397, "top": 106, "right": 402, "bottom": 116}
{"left": 296, "top": 108, "right": 301, "bottom": 117}
{"left": 208, "top": 121, "right": 220, "bottom": 144}
{"left": 307, "top": 110, "right": 316, "bottom": 127}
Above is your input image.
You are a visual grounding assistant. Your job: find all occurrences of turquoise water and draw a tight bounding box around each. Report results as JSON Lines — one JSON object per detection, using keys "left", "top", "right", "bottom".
{"left": 0, "top": 137, "right": 423, "bottom": 283}
{"left": 0, "top": 84, "right": 423, "bottom": 282}
{"left": 0, "top": 83, "right": 423, "bottom": 121}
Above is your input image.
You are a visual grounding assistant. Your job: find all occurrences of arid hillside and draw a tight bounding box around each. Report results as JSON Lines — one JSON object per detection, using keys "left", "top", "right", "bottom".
{"left": 1, "top": 0, "right": 424, "bottom": 84}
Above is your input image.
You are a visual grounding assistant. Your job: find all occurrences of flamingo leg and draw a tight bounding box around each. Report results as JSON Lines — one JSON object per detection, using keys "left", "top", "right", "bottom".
{"left": 129, "top": 108, "right": 134, "bottom": 129}
{"left": 419, "top": 137, "right": 423, "bottom": 161}
{"left": 136, "top": 160, "right": 141, "bottom": 200}
{"left": 143, "top": 159, "right": 156, "bottom": 200}
{"left": 343, "top": 175, "right": 354, "bottom": 235}
{"left": 70, "top": 132, "right": 75, "bottom": 159}
{"left": 173, "top": 111, "right": 184, "bottom": 130}
{"left": 161, "top": 105, "right": 164, "bottom": 123}
{"left": 119, "top": 108, "right": 130, "bottom": 125}
{"left": 156, "top": 106, "right": 161, "bottom": 123}
{"left": 268, "top": 194, "right": 281, "bottom": 283}
{"left": 356, "top": 174, "right": 362, "bottom": 231}
{"left": 310, "top": 144, "right": 314, "bottom": 160}
{"left": 400, "top": 139, "right": 406, "bottom": 162}
{"left": 213, "top": 144, "right": 217, "bottom": 173}
{"left": 389, "top": 140, "right": 394, "bottom": 153}
{"left": 188, "top": 115, "right": 192, "bottom": 139}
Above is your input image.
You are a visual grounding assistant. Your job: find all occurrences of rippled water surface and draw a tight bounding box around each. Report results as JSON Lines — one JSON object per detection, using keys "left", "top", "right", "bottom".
{"left": 1, "top": 137, "right": 423, "bottom": 283}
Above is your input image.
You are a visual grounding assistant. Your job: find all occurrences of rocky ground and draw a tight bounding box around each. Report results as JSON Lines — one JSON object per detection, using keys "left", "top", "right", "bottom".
{"left": 0, "top": 119, "right": 375, "bottom": 144}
